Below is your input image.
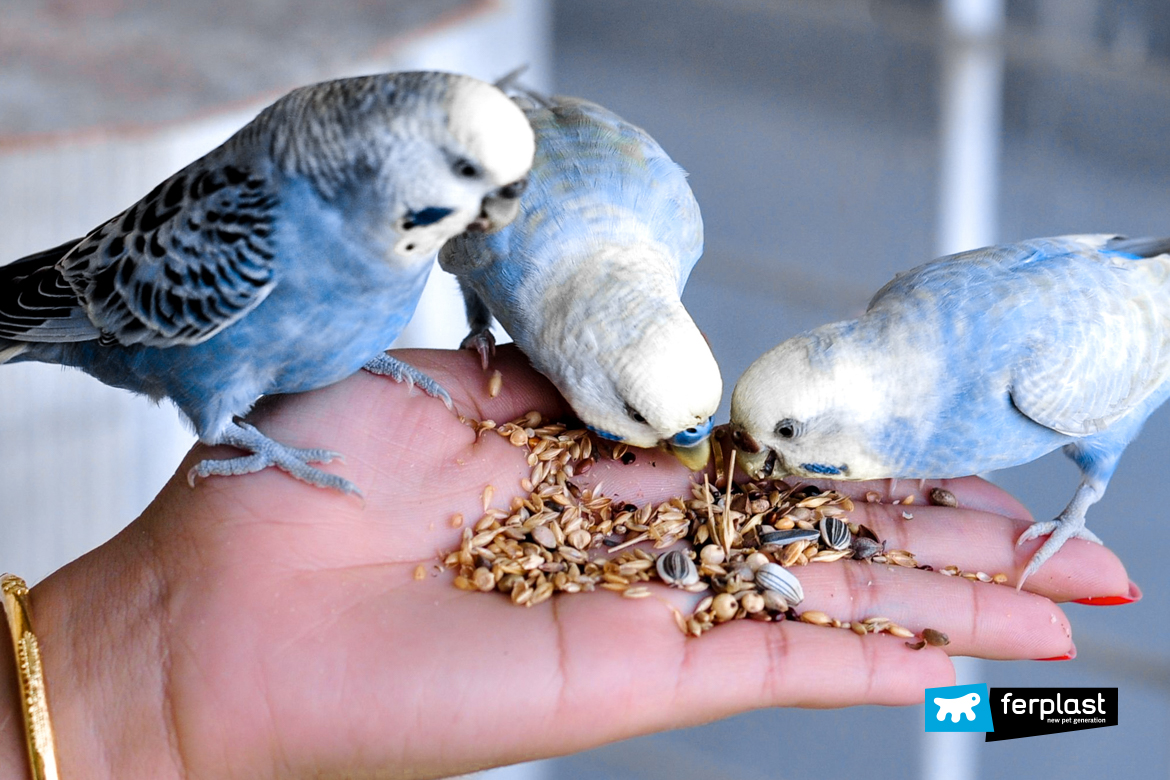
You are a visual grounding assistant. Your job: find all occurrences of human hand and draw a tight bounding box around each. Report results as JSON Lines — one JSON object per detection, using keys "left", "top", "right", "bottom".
{"left": 2, "top": 346, "right": 1131, "bottom": 779}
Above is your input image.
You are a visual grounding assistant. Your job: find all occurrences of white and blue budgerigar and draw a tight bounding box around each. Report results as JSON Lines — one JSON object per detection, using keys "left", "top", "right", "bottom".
{"left": 729, "top": 234, "right": 1170, "bottom": 584}
{"left": 439, "top": 92, "right": 721, "bottom": 470}
{"left": 0, "top": 71, "right": 534, "bottom": 495}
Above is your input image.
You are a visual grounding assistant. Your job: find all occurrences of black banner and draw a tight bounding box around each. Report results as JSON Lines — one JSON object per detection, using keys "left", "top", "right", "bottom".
{"left": 985, "top": 688, "right": 1117, "bottom": 742}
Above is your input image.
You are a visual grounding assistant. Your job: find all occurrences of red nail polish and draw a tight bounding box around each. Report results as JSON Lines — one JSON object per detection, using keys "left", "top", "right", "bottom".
{"left": 1034, "top": 643, "right": 1077, "bottom": 661}
{"left": 1074, "top": 580, "right": 1142, "bottom": 606}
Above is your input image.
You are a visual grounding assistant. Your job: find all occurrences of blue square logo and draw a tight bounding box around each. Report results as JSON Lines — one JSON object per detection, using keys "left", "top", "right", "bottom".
{"left": 925, "top": 683, "right": 995, "bottom": 732}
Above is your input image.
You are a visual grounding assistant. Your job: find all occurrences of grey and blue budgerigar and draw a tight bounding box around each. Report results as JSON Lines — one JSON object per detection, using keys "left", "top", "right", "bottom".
{"left": 729, "top": 234, "right": 1170, "bottom": 584}
{"left": 439, "top": 91, "right": 720, "bottom": 470}
{"left": 0, "top": 71, "right": 535, "bottom": 495}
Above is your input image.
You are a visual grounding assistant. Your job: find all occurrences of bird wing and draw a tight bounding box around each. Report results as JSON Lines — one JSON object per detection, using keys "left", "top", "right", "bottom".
{"left": 0, "top": 238, "right": 100, "bottom": 342}
{"left": 1010, "top": 239, "right": 1170, "bottom": 436}
{"left": 52, "top": 161, "right": 281, "bottom": 347}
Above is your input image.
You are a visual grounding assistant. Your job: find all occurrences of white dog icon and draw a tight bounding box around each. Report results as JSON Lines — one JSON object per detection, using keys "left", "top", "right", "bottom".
{"left": 934, "top": 692, "right": 981, "bottom": 722}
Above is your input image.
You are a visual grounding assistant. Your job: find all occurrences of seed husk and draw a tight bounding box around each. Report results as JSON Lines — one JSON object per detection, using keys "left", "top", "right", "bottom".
{"left": 799, "top": 610, "right": 832, "bottom": 626}
{"left": 761, "top": 590, "right": 789, "bottom": 613}
{"left": 929, "top": 488, "right": 958, "bottom": 507}
{"left": 473, "top": 567, "right": 495, "bottom": 591}
{"left": 922, "top": 628, "right": 950, "bottom": 647}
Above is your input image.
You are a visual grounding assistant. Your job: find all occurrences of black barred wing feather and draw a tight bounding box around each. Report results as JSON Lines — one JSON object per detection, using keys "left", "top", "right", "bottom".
{"left": 60, "top": 163, "right": 280, "bottom": 347}
{"left": 0, "top": 238, "right": 97, "bottom": 341}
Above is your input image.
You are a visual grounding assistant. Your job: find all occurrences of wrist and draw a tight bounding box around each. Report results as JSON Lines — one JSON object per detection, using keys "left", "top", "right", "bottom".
{"left": 19, "top": 531, "right": 182, "bottom": 780}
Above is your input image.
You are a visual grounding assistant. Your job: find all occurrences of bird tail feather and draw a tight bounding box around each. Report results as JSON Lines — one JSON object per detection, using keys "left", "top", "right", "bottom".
{"left": 0, "top": 341, "right": 28, "bottom": 364}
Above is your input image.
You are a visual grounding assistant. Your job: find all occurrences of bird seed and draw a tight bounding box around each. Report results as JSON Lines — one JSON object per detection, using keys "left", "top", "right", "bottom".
{"left": 439, "top": 411, "right": 1006, "bottom": 645}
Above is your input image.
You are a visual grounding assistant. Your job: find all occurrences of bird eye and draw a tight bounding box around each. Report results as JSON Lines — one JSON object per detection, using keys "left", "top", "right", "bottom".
{"left": 775, "top": 418, "right": 799, "bottom": 439}
{"left": 453, "top": 158, "right": 480, "bottom": 178}
{"left": 624, "top": 403, "right": 647, "bottom": 424}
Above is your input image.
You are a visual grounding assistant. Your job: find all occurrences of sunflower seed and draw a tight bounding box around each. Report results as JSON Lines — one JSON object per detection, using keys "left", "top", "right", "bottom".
{"left": 759, "top": 528, "right": 820, "bottom": 546}
{"left": 656, "top": 550, "right": 700, "bottom": 587}
{"left": 754, "top": 563, "right": 804, "bottom": 606}
{"left": 819, "top": 517, "right": 851, "bottom": 550}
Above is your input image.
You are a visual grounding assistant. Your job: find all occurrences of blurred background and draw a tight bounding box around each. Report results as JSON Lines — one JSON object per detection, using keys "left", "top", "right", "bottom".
{"left": 1, "top": 0, "right": 1167, "bottom": 776}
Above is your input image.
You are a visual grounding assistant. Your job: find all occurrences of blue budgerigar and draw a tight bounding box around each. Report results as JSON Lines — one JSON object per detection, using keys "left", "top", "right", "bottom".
{"left": 439, "top": 91, "right": 721, "bottom": 470}
{"left": 0, "top": 71, "right": 535, "bottom": 495}
{"left": 729, "top": 234, "right": 1170, "bottom": 584}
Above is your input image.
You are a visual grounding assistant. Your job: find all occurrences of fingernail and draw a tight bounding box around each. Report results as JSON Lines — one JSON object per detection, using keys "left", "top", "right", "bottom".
{"left": 1074, "top": 580, "right": 1142, "bottom": 606}
{"left": 1034, "top": 645, "right": 1076, "bottom": 662}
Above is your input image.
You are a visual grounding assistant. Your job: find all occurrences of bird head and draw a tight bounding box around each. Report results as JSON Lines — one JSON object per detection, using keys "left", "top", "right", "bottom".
{"left": 729, "top": 322, "right": 890, "bottom": 481}
{"left": 530, "top": 245, "right": 722, "bottom": 471}
{"left": 385, "top": 74, "right": 536, "bottom": 260}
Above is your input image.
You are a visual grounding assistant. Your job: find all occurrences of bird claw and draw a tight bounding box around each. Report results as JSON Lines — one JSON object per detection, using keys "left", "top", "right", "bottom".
{"left": 188, "top": 422, "right": 360, "bottom": 495}
{"left": 460, "top": 329, "right": 496, "bottom": 370}
{"left": 362, "top": 353, "right": 453, "bottom": 409}
{"left": 1015, "top": 515, "right": 1103, "bottom": 590}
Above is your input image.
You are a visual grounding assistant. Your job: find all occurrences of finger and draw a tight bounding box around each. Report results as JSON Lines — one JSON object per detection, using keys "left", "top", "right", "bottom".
{"left": 548, "top": 588, "right": 953, "bottom": 732}
{"left": 808, "top": 475, "right": 1034, "bottom": 523}
{"left": 844, "top": 502, "right": 1130, "bottom": 603}
{"left": 783, "top": 561, "right": 1074, "bottom": 660}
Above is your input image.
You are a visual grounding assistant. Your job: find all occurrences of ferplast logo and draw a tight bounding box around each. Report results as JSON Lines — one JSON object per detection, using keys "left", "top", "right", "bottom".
{"left": 923, "top": 685, "right": 1118, "bottom": 741}
{"left": 925, "top": 683, "right": 995, "bottom": 733}
{"left": 984, "top": 688, "right": 1118, "bottom": 742}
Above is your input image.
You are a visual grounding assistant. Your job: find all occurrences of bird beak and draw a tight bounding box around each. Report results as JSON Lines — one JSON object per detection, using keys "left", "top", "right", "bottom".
{"left": 734, "top": 447, "right": 782, "bottom": 480}
{"left": 668, "top": 436, "right": 712, "bottom": 472}
{"left": 468, "top": 177, "right": 528, "bottom": 233}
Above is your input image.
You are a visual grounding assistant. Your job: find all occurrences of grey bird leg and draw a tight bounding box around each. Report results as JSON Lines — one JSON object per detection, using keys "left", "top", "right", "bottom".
{"left": 188, "top": 421, "right": 359, "bottom": 495}
{"left": 458, "top": 280, "right": 496, "bottom": 369}
{"left": 362, "top": 353, "right": 453, "bottom": 408}
{"left": 1015, "top": 478, "right": 1105, "bottom": 589}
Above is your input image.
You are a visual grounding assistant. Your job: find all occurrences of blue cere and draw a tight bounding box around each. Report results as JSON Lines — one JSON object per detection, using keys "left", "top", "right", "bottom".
{"left": 669, "top": 416, "right": 714, "bottom": 446}
{"left": 587, "top": 425, "right": 624, "bottom": 441}
{"left": 802, "top": 462, "right": 845, "bottom": 475}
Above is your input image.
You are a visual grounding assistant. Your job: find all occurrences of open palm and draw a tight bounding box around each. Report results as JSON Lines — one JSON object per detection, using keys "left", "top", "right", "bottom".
{"left": 28, "top": 347, "right": 1130, "bottom": 780}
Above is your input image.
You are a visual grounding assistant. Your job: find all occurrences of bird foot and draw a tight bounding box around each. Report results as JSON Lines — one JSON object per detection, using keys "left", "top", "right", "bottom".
{"left": 188, "top": 421, "right": 360, "bottom": 495}
{"left": 460, "top": 328, "right": 496, "bottom": 370}
{"left": 1015, "top": 515, "right": 1103, "bottom": 590}
{"left": 363, "top": 353, "right": 453, "bottom": 408}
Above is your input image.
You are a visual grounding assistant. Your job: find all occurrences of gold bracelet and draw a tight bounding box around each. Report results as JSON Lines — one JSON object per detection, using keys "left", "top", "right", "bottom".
{"left": 2, "top": 575, "right": 59, "bottom": 780}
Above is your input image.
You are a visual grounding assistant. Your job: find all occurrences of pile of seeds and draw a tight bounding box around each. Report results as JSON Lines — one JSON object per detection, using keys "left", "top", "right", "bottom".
{"left": 441, "top": 411, "right": 1003, "bottom": 642}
